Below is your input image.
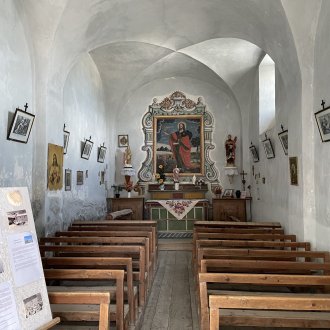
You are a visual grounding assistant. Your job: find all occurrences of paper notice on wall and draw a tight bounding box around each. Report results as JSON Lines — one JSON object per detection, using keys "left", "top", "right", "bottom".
{"left": 7, "top": 232, "right": 43, "bottom": 287}
{"left": 0, "top": 282, "right": 20, "bottom": 330}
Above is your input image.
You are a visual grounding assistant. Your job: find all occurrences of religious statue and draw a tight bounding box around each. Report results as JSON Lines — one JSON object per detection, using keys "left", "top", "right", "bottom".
{"left": 173, "top": 165, "right": 180, "bottom": 182}
{"left": 225, "top": 134, "right": 237, "bottom": 166}
{"left": 123, "top": 146, "right": 132, "bottom": 167}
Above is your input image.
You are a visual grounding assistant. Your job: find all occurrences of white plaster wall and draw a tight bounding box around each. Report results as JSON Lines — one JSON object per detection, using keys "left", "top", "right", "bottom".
{"left": 0, "top": 2, "right": 33, "bottom": 191}
{"left": 113, "top": 77, "right": 242, "bottom": 197}
{"left": 234, "top": 65, "right": 289, "bottom": 226}
{"left": 54, "top": 54, "right": 108, "bottom": 232}
{"left": 313, "top": 0, "right": 330, "bottom": 251}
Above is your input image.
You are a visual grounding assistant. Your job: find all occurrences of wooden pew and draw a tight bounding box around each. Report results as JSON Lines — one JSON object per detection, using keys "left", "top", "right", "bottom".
{"left": 193, "top": 238, "right": 310, "bottom": 266}
{"left": 43, "top": 256, "right": 136, "bottom": 325}
{"left": 67, "top": 225, "right": 157, "bottom": 271}
{"left": 197, "top": 248, "right": 330, "bottom": 274}
{"left": 40, "top": 244, "right": 146, "bottom": 308}
{"left": 48, "top": 291, "right": 111, "bottom": 330}
{"left": 40, "top": 235, "right": 152, "bottom": 288}
{"left": 44, "top": 269, "right": 125, "bottom": 330}
{"left": 198, "top": 273, "right": 330, "bottom": 329}
{"left": 194, "top": 227, "right": 285, "bottom": 234}
{"left": 194, "top": 220, "right": 282, "bottom": 229}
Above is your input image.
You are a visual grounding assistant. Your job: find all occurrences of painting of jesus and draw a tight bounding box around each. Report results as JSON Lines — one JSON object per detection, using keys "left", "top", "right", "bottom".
{"left": 153, "top": 115, "right": 204, "bottom": 176}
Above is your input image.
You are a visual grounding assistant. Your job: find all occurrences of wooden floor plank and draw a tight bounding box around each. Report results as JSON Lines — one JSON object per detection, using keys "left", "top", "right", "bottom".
{"left": 141, "top": 249, "right": 198, "bottom": 330}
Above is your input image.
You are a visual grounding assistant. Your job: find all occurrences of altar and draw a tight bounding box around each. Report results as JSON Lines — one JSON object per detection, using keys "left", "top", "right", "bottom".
{"left": 146, "top": 183, "right": 209, "bottom": 232}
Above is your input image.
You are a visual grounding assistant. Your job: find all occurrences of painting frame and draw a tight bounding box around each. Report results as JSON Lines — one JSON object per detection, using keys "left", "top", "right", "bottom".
{"left": 153, "top": 114, "right": 204, "bottom": 177}
{"left": 63, "top": 129, "right": 70, "bottom": 155}
{"left": 64, "top": 169, "right": 71, "bottom": 191}
{"left": 76, "top": 170, "right": 84, "bottom": 185}
{"left": 289, "top": 156, "right": 298, "bottom": 186}
{"left": 262, "top": 138, "right": 275, "bottom": 159}
{"left": 315, "top": 106, "right": 330, "bottom": 142}
{"left": 223, "top": 189, "right": 234, "bottom": 198}
{"left": 7, "top": 108, "right": 35, "bottom": 143}
{"left": 81, "top": 138, "right": 93, "bottom": 160}
{"left": 249, "top": 144, "right": 259, "bottom": 163}
{"left": 118, "top": 135, "right": 129, "bottom": 148}
{"left": 47, "top": 143, "right": 63, "bottom": 191}
{"left": 278, "top": 129, "right": 288, "bottom": 155}
{"left": 97, "top": 146, "right": 107, "bottom": 163}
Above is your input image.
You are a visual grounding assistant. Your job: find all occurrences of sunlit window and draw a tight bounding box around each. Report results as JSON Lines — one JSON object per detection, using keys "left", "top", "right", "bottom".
{"left": 259, "top": 54, "right": 275, "bottom": 134}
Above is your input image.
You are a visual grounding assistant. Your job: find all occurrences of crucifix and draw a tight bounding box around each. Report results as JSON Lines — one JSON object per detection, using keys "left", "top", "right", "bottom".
{"left": 321, "top": 99, "right": 326, "bottom": 110}
{"left": 24, "top": 103, "right": 28, "bottom": 112}
{"left": 240, "top": 170, "right": 247, "bottom": 191}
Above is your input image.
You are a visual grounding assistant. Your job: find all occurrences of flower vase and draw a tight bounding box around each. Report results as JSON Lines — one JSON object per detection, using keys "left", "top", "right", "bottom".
{"left": 159, "top": 184, "right": 165, "bottom": 190}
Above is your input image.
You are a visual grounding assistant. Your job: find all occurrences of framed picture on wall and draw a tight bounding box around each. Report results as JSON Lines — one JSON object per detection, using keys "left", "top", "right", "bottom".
{"left": 249, "top": 143, "right": 259, "bottom": 162}
{"left": 97, "top": 145, "right": 107, "bottom": 163}
{"left": 77, "top": 170, "right": 84, "bottom": 185}
{"left": 153, "top": 115, "right": 204, "bottom": 176}
{"left": 315, "top": 105, "right": 330, "bottom": 142}
{"left": 65, "top": 169, "right": 71, "bottom": 191}
{"left": 118, "top": 135, "right": 129, "bottom": 148}
{"left": 278, "top": 129, "right": 288, "bottom": 155}
{"left": 7, "top": 107, "right": 35, "bottom": 143}
{"left": 81, "top": 137, "right": 93, "bottom": 160}
{"left": 289, "top": 156, "right": 298, "bottom": 185}
{"left": 262, "top": 138, "right": 275, "bottom": 159}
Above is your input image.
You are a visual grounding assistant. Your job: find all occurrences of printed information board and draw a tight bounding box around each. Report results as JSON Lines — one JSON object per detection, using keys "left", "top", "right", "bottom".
{"left": 0, "top": 187, "right": 52, "bottom": 329}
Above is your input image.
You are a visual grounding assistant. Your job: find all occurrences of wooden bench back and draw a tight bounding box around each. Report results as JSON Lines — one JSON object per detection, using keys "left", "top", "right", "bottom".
{"left": 194, "top": 221, "right": 282, "bottom": 228}
{"left": 48, "top": 291, "right": 111, "bottom": 330}
{"left": 198, "top": 273, "right": 330, "bottom": 330}
{"left": 44, "top": 268, "right": 124, "bottom": 330}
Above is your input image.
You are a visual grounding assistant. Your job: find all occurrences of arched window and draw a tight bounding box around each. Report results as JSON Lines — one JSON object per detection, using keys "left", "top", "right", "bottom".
{"left": 259, "top": 54, "right": 275, "bottom": 134}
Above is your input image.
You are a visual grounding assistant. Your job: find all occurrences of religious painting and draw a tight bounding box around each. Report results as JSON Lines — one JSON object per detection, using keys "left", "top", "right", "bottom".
{"left": 65, "top": 169, "right": 71, "bottom": 191}
{"left": 153, "top": 115, "right": 204, "bottom": 176}
{"left": 7, "top": 107, "right": 35, "bottom": 143}
{"left": 289, "top": 156, "right": 298, "bottom": 186}
{"left": 278, "top": 129, "right": 288, "bottom": 155}
{"left": 77, "top": 170, "right": 84, "bottom": 185}
{"left": 315, "top": 105, "right": 330, "bottom": 142}
{"left": 97, "top": 145, "right": 107, "bottom": 163}
{"left": 81, "top": 138, "right": 93, "bottom": 160}
{"left": 262, "top": 138, "right": 275, "bottom": 159}
{"left": 47, "top": 143, "right": 63, "bottom": 190}
{"left": 118, "top": 134, "right": 129, "bottom": 148}
{"left": 249, "top": 144, "right": 259, "bottom": 162}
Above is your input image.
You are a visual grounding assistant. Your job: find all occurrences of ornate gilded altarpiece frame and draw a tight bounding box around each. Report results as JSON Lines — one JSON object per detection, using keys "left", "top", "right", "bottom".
{"left": 138, "top": 91, "right": 219, "bottom": 182}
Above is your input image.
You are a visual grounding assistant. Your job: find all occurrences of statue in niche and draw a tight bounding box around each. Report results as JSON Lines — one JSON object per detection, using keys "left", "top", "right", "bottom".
{"left": 225, "top": 134, "right": 237, "bottom": 166}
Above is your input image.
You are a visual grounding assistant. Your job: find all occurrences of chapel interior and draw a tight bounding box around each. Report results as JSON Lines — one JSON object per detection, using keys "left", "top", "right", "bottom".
{"left": 2, "top": 0, "right": 330, "bottom": 329}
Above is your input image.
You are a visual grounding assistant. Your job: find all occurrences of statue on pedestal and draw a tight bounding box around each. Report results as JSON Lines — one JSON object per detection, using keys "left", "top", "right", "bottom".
{"left": 225, "top": 134, "right": 237, "bottom": 166}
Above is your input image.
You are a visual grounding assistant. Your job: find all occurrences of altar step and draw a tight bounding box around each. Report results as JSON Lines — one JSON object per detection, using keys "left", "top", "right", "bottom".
{"left": 158, "top": 231, "right": 192, "bottom": 239}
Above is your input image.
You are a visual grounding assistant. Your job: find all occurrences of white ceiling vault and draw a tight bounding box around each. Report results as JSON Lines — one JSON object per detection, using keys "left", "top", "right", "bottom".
{"left": 16, "top": 0, "right": 300, "bottom": 114}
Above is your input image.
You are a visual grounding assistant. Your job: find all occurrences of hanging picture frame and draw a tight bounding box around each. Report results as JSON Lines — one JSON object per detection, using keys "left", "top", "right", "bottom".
{"left": 7, "top": 107, "right": 35, "bottom": 143}
{"left": 278, "top": 129, "right": 288, "bottom": 155}
{"left": 262, "top": 138, "right": 275, "bottom": 159}
{"left": 97, "top": 145, "right": 107, "bottom": 163}
{"left": 64, "top": 169, "right": 71, "bottom": 191}
{"left": 63, "top": 125, "right": 70, "bottom": 154}
{"left": 289, "top": 156, "right": 298, "bottom": 185}
{"left": 77, "top": 171, "right": 84, "bottom": 185}
{"left": 81, "top": 137, "right": 93, "bottom": 160}
{"left": 118, "top": 135, "right": 129, "bottom": 148}
{"left": 249, "top": 143, "right": 259, "bottom": 162}
{"left": 315, "top": 105, "right": 330, "bottom": 142}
